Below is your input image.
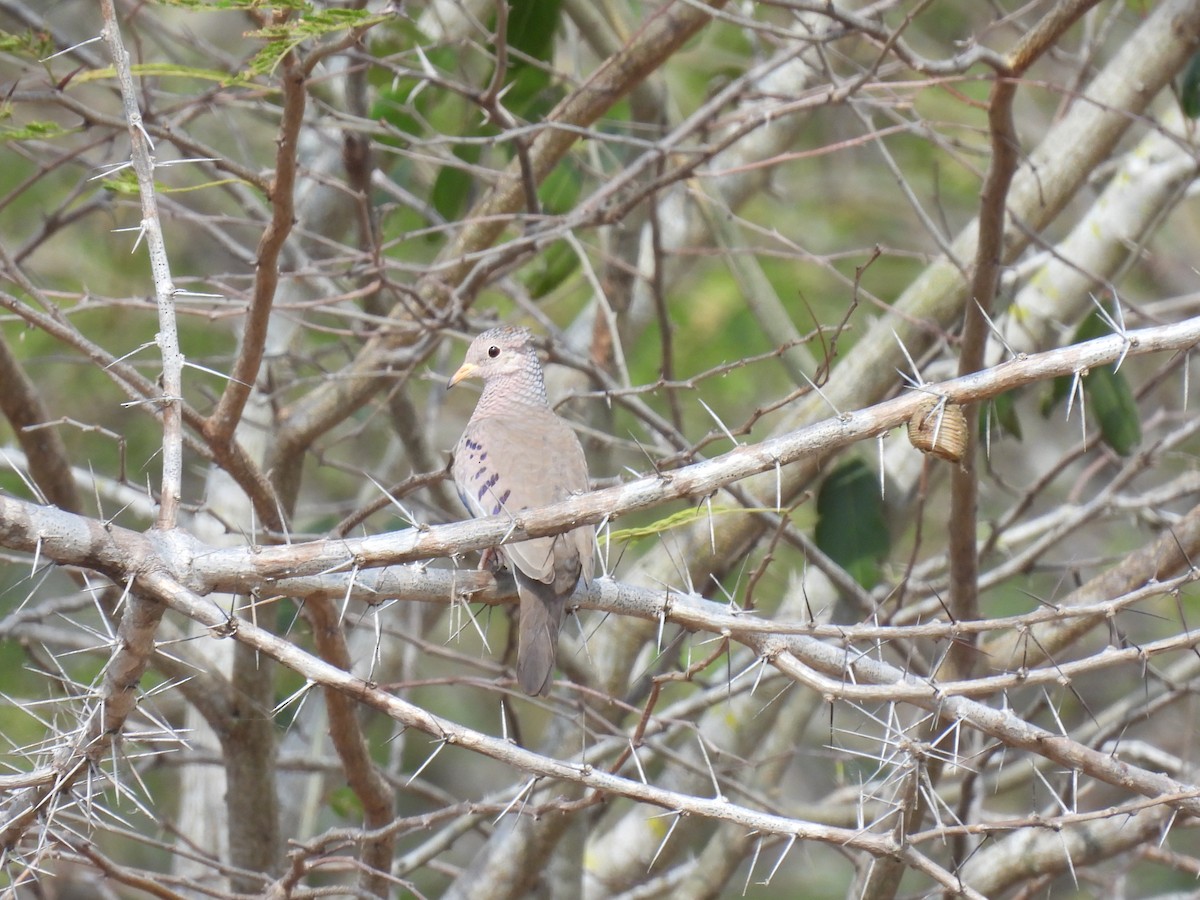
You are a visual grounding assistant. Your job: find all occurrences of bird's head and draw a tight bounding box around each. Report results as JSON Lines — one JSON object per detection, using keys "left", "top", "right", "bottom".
{"left": 448, "top": 325, "right": 538, "bottom": 388}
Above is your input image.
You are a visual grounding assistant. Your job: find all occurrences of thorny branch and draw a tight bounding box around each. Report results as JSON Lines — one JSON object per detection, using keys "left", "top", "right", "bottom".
{"left": 4, "top": 1, "right": 1200, "bottom": 896}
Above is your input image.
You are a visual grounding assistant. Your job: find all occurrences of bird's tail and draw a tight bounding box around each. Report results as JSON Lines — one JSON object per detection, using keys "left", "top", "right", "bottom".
{"left": 512, "top": 571, "right": 567, "bottom": 696}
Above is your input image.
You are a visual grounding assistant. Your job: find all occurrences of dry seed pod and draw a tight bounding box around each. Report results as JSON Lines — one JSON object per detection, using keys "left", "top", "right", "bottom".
{"left": 907, "top": 398, "right": 968, "bottom": 463}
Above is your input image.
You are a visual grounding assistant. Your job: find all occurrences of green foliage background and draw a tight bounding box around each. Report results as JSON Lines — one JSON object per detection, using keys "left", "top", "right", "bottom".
{"left": 1, "top": 2, "right": 1199, "bottom": 897}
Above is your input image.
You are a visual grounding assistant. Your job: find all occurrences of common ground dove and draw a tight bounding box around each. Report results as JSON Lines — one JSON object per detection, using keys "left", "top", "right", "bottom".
{"left": 448, "top": 326, "right": 594, "bottom": 695}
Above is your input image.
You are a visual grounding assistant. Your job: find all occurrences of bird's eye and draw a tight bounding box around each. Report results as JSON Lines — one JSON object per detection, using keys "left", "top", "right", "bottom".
{"left": 487, "top": 345, "right": 500, "bottom": 358}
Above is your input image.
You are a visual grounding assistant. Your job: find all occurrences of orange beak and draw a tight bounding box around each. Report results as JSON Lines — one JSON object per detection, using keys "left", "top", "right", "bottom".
{"left": 447, "top": 362, "right": 478, "bottom": 389}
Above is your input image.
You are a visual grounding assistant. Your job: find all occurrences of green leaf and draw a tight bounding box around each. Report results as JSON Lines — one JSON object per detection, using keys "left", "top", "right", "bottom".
{"left": 431, "top": 165, "right": 472, "bottom": 222}
{"left": 98, "top": 169, "right": 141, "bottom": 195}
{"left": 523, "top": 239, "right": 579, "bottom": 298}
{"left": 370, "top": 46, "right": 461, "bottom": 146}
{"left": 487, "top": 0, "right": 563, "bottom": 120}
{"left": 1085, "top": 358, "right": 1141, "bottom": 455}
{"left": 244, "top": 9, "right": 385, "bottom": 77}
{"left": 508, "top": 0, "right": 562, "bottom": 60}
{"left": 983, "top": 391, "right": 1022, "bottom": 442}
{"left": 327, "top": 785, "right": 363, "bottom": 819}
{"left": 371, "top": 83, "right": 422, "bottom": 142}
{"left": 0, "top": 121, "right": 71, "bottom": 143}
{"left": 0, "top": 28, "right": 56, "bottom": 59}
{"left": 602, "top": 505, "right": 783, "bottom": 546}
{"left": 814, "top": 459, "right": 889, "bottom": 589}
{"left": 1077, "top": 309, "right": 1141, "bottom": 455}
{"left": 1041, "top": 372, "right": 1070, "bottom": 418}
{"left": 244, "top": 7, "right": 377, "bottom": 41}
{"left": 538, "top": 160, "right": 580, "bottom": 214}
{"left": 432, "top": 143, "right": 482, "bottom": 222}
{"left": 1042, "top": 309, "right": 1107, "bottom": 418}
{"left": 1183, "top": 51, "right": 1200, "bottom": 118}
{"left": 1043, "top": 309, "right": 1141, "bottom": 454}
{"left": 502, "top": 64, "right": 556, "bottom": 121}
{"left": 245, "top": 40, "right": 296, "bottom": 78}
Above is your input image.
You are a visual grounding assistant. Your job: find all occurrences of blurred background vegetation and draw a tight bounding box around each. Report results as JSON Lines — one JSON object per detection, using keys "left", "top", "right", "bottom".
{"left": 2, "top": 1, "right": 1200, "bottom": 897}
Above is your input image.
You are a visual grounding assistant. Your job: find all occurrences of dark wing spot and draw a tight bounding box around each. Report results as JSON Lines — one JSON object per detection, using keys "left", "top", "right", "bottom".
{"left": 477, "top": 472, "right": 499, "bottom": 501}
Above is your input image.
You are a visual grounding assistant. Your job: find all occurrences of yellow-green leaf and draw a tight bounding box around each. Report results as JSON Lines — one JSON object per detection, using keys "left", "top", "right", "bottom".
{"left": 602, "top": 505, "right": 782, "bottom": 546}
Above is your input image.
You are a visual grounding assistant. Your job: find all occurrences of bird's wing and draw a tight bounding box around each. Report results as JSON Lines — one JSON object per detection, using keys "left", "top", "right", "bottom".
{"left": 452, "top": 408, "right": 592, "bottom": 590}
